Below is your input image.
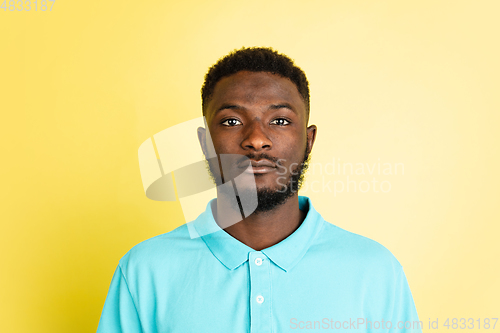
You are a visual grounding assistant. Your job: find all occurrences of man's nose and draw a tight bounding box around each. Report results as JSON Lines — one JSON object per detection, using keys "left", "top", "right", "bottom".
{"left": 241, "top": 121, "right": 272, "bottom": 151}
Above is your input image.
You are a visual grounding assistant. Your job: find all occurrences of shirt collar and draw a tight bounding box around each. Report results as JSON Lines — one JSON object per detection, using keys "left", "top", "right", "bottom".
{"left": 191, "top": 196, "right": 325, "bottom": 272}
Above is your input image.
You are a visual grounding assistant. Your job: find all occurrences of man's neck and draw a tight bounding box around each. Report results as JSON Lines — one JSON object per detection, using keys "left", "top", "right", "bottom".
{"left": 214, "top": 194, "right": 306, "bottom": 251}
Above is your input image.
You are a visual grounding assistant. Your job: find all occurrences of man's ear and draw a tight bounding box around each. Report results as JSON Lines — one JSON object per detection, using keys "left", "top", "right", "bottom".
{"left": 197, "top": 126, "right": 208, "bottom": 157}
{"left": 306, "top": 124, "right": 317, "bottom": 155}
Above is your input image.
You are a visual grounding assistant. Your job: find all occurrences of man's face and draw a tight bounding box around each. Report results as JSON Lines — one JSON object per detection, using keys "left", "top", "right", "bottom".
{"left": 199, "top": 70, "right": 316, "bottom": 212}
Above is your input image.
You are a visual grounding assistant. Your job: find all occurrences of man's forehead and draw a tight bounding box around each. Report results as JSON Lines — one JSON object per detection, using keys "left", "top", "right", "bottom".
{"left": 207, "top": 71, "right": 306, "bottom": 114}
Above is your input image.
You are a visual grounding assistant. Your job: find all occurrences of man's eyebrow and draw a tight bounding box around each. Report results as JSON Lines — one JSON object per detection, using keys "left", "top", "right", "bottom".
{"left": 214, "top": 103, "right": 297, "bottom": 115}
{"left": 268, "top": 103, "right": 296, "bottom": 113}
{"left": 215, "top": 103, "right": 244, "bottom": 113}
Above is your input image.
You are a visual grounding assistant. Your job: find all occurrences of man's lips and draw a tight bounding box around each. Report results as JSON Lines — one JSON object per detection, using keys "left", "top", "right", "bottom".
{"left": 239, "top": 159, "right": 277, "bottom": 174}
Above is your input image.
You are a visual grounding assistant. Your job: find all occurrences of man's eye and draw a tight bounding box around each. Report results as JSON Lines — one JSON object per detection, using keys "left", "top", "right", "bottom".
{"left": 270, "top": 118, "right": 290, "bottom": 126}
{"left": 221, "top": 119, "right": 242, "bottom": 126}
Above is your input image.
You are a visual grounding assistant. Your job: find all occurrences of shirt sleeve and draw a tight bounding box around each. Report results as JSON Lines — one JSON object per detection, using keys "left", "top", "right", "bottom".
{"left": 96, "top": 265, "right": 143, "bottom": 333}
{"left": 390, "top": 267, "right": 422, "bottom": 333}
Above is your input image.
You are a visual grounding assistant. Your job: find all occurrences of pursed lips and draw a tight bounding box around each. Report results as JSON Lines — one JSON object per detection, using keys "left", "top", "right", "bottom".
{"left": 239, "top": 159, "right": 277, "bottom": 174}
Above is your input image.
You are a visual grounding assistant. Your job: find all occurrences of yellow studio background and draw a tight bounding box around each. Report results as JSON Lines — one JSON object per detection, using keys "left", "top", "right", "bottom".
{"left": 1, "top": 0, "right": 499, "bottom": 332}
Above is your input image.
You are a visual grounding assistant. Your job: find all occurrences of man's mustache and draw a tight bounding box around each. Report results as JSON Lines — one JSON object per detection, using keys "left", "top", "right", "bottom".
{"left": 235, "top": 153, "right": 283, "bottom": 167}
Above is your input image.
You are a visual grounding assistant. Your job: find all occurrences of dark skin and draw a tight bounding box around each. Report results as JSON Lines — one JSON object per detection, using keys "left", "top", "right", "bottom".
{"left": 198, "top": 70, "right": 317, "bottom": 251}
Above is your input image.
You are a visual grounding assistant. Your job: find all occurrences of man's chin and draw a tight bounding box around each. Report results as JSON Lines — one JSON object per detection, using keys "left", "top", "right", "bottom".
{"left": 254, "top": 186, "right": 296, "bottom": 213}
{"left": 217, "top": 183, "right": 296, "bottom": 214}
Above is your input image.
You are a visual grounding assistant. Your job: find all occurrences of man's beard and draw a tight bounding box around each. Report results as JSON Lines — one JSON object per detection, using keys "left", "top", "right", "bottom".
{"left": 205, "top": 146, "right": 311, "bottom": 214}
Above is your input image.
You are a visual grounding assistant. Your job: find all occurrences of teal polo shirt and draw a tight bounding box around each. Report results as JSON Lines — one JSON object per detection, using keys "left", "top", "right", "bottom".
{"left": 97, "top": 196, "right": 422, "bottom": 332}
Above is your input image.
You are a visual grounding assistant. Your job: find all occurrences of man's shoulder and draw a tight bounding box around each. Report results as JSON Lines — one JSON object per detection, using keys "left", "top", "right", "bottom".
{"left": 315, "top": 220, "right": 403, "bottom": 273}
{"left": 118, "top": 223, "right": 204, "bottom": 271}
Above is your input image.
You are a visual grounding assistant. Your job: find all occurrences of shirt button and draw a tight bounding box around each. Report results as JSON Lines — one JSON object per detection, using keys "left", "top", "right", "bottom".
{"left": 256, "top": 295, "right": 264, "bottom": 304}
{"left": 254, "top": 258, "right": 263, "bottom": 266}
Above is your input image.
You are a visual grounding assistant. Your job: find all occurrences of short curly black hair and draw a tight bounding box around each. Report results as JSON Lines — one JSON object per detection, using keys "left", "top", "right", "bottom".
{"left": 201, "top": 46, "right": 310, "bottom": 120}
